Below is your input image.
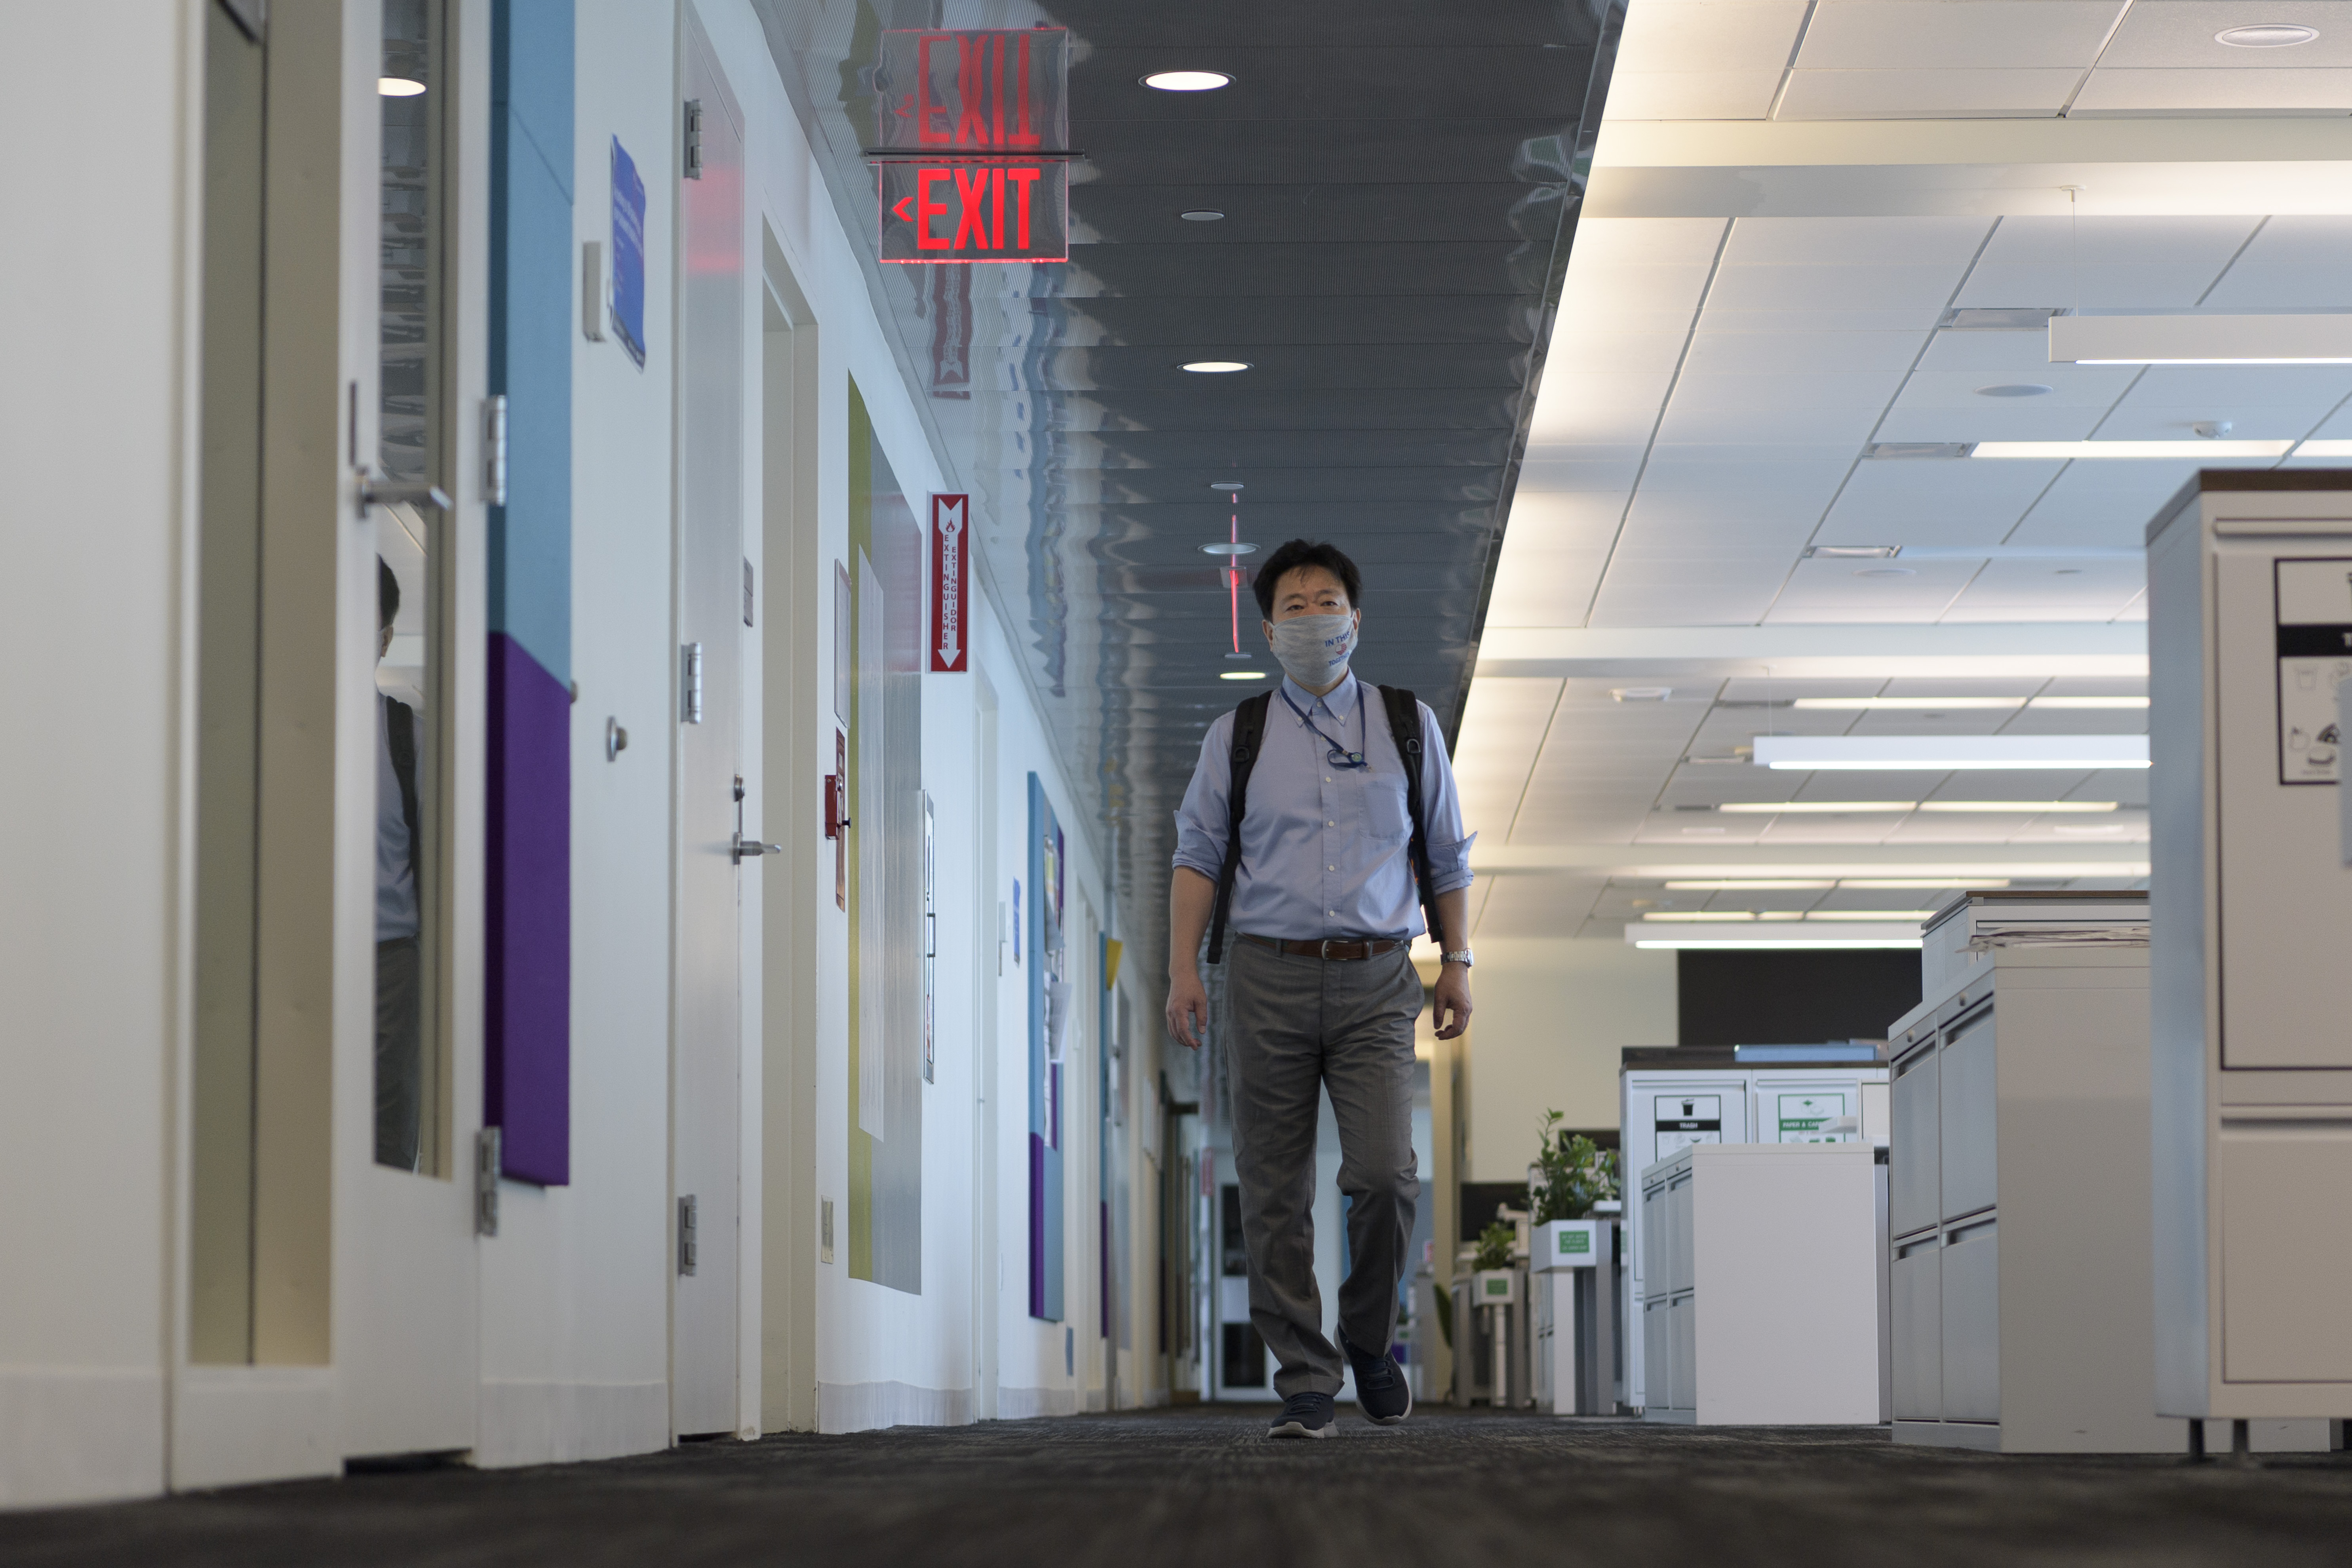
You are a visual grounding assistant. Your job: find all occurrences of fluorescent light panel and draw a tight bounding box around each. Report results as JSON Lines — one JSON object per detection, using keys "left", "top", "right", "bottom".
{"left": 1710, "top": 799, "right": 2120, "bottom": 813}
{"left": 1975, "top": 440, "right": 2292, "bottom": 459}
{"left": 1751, "top": 735, "right": 2149, "bottom": 770}
{"left": 1789, "top": 696, "right": 2146, "bottom": 712}
{"left": 1661, "top": 877, "right": 2011, "bottom": 890}
{"left": 1642, "top": 910, "right": 1930, "bottom": 922}
{"left": 2051, "top": 312, "right": 2352, "bottom": 366}
{"left": 1716, "top": 800, "right": 1915, "bottom": 813}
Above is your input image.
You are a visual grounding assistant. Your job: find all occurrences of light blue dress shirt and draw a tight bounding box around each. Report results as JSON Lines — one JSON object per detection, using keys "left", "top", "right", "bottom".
{"left": 1172, "top": 672, "right": 1475, "bottom": 942}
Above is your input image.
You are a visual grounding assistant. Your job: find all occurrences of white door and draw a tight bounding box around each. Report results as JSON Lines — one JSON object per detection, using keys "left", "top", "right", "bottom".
{"left": 343, "top": 0, "right": 480, "bottom": 1458}
{"left": 672, "top": 26, "right": 748, "bottom": 1438}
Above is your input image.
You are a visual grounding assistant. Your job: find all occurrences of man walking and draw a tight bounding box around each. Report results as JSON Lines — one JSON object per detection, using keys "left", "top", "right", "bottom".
{"left": 1166, "top": 539, "right": 1475, "bottom": 1439}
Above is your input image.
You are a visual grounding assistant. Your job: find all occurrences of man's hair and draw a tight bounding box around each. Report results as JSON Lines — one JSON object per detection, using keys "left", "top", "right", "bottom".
{"left": 379, "top": 556, "right": 401, "bottom": 631}
{"left": 1252, "top": 539, "right": 1361, "bottom": 620}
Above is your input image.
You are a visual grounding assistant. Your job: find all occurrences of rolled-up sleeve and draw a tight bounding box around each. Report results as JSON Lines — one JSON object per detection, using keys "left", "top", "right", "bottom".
{"left": 1170, "top": 711, "right": 1235, "bottom": 881}
{"left": 1416, "top": 700, "right": 1477, "bottom": 895}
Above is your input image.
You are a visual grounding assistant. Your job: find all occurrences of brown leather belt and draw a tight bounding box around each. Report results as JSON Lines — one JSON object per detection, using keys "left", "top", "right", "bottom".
{"left": 1239, "top": 933, "right": 1404, "bottom": 962}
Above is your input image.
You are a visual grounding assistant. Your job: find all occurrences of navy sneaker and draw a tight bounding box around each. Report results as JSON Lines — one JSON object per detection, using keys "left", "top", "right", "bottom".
{"left": 1338, "top": 1327, "right": 1412, "bottom": 1425}
{"left": 1266, "top": 1391, "right": 1337, "bottom": 1440}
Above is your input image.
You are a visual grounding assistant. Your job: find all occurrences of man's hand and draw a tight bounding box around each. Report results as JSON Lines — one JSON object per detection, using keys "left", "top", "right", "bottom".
{"left": 1166, "top": 964, "right": 1209, "bottom": 1050}
{"left": 1431, "top": 963, "right": 1472, "bottom": 1041}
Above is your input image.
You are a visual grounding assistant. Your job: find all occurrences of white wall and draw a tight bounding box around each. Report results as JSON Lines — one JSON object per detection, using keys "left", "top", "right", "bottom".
{"left": 0, "top": 0, "right": 192, "bottom": 1509}
{"left": 702, "top": 0, "right": 1113, "bottom": 1431}
{"left": 1464, "top": 939, "right": 1677, "bottom": 1182}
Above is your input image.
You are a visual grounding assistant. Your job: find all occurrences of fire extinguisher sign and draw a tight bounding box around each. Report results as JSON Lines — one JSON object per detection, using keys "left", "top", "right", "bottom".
{"left": 931, "top": 493, "right": 970, "bottom": 674}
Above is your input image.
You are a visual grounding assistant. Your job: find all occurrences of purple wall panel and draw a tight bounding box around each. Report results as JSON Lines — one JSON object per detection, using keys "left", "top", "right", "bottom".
{"left": 486, "top": 631, "right": 571, "bottom": 1185}
{"left": 1029, "top": 1132, "right": 1046, "bottom": 1320}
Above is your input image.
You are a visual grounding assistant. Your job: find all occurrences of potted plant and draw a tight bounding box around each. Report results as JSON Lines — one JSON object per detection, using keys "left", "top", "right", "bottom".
{"left": 1528, "top": 1109, "right": 1621, "bottom": 1269}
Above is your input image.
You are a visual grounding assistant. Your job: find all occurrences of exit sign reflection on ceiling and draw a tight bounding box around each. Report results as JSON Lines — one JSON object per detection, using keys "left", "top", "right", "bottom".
{"left": 872, "top": 28, "right": 1070, "bottom": 265}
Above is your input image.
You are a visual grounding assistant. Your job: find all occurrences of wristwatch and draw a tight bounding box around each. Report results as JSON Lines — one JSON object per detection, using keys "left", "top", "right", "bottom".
{"left": 1441, "top": 948, "right": 1474, "bottom": 968}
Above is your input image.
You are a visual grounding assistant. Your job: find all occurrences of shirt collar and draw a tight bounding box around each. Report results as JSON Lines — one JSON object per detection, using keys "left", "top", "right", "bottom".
{"left": 1280, "top": 669, "right": 1358, "bottom": 719}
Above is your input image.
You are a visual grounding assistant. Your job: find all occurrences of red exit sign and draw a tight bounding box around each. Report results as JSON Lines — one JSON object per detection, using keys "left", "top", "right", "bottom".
{"left": 872, "top": 29, "right": 1070, "bottom": 266}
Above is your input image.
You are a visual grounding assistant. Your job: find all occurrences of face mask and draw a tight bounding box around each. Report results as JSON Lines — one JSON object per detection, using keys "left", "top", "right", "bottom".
{"left": 1268, "top": 613, "right": 1356, "bottom": 689}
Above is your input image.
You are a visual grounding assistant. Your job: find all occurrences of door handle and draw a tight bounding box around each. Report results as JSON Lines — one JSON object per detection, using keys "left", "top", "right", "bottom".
{"left": 733, "top": 834, "right": 783, "bottom": 862}
{"left": 357, "top": 476, "right": 452, "bottom": 518}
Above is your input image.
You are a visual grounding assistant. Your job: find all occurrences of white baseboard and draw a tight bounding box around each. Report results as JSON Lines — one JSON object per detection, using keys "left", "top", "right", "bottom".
{"left": 170, "top": 1365, "right": 337, "bottom": 1493}
{"left": 816, "top": 1380, "right": 975, "bottom": 1434}
{"left": 992, "top": 1384, "right": 1080, "bottom": 1421}
{"left": 476, "top": 1380, "right": 668, "bottom": 1468}
{"left": 0, "top": 1365, "right": 166, "bottom": 1509}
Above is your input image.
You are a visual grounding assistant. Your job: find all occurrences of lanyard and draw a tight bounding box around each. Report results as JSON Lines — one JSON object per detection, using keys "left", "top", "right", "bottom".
{"left": 1280, "top": 683, "right": 1368, "bottom": 770}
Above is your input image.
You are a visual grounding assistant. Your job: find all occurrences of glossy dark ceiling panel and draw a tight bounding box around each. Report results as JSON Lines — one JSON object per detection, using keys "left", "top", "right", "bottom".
{"left": 752, "top": 0, "right": 1620, "bottom": 1002}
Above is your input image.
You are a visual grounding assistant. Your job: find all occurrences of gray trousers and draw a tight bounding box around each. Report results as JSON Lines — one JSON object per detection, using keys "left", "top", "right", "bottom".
{"left": 375, "top": 936, "right": 422, "bottom": 1171}
{"left": 1225, "top": 937, "right": 1422, "bottom": 1397}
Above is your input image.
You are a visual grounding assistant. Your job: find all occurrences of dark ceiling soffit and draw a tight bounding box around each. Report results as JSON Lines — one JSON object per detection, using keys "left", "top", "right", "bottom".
{"left": 1451, "top": 0, "right": 1629, "bottom": 747}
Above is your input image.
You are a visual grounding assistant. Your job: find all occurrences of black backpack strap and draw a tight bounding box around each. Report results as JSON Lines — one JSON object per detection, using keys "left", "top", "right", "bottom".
{"left": 1380, "top": 685, "right": 1443, "bottom": 949}
{"left": 386, "top": 696, "right": 424, "bottom": 897}
{"left": 1205, "top": 692, "right": 1272, "bottom": 964}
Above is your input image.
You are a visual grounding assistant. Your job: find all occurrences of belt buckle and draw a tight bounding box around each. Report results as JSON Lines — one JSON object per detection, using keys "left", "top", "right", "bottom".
{"left": 1319, "top": 938, "right": 1336, "bottom": 961}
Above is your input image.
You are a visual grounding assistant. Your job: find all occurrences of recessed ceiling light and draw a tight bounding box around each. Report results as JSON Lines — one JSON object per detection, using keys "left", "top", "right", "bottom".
{"left": 1942, "top": 307, "right": 2066, "bottom": 331}
{"left": 1201, "top": 542, "right": 1257, "bottom": 556}
{"left": 1181, "top": 210, "right": 1226, "bottom": 222}
{"left": 2053, "top": 567, "right": 2084, "bottom": 575}
{"left": 1180, "top": 360, "right": 1250, "bottom": 373}
{"left": 2217, "top": 23, "right": 2318, "bottom": 46}
{"left": 2054, "top": 824, "right": 2129, "bottom": 835}
{"left": 1855, "top": 567, "right": 1916, "bottom": 578}
{"left": 1208, "top": 481, "right": 1245, "bottom": 490}
{"left": 1976, "top": 384, "right": 2052, "bottom": 398}
{"left": 1842, "top": 878, "right": 2011, "bottom": 889}
{"left": 1663, "top": 880, "right": 1838, "bottom": 891}
{"left": 1220, "top": 670, "right": 1266, "bottom": 681}
{"left": 1612, "top": 687, "right": 1672, "bottom": 702}
{"left": 1808, "top": 910, "right": 1936, "bottom": 922}
{"left": 379, "top": 77, "right": 427, "bottom": 96}
{"left": 1143, "top": 70, "right": 1233, "bottom": 91}
{"left": 1680, "top": 826, "right": 1729, "bottom": 835}
{"left": 1805, "top": 545, "right": 1899, "bottom": 559}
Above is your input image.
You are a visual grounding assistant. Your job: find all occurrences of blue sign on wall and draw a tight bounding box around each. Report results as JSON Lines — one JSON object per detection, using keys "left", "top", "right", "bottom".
{"left": 609, "top": 137, "right": 646, "bottom": 368}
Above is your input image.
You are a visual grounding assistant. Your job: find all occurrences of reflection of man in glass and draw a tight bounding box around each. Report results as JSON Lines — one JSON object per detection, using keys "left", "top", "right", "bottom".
{"left": 375, "top": 557, "right": 423, "bottom": 1169}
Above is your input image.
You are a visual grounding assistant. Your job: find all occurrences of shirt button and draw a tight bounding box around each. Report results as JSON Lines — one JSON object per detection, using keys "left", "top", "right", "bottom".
{"left": 1326, "top": 820, "right": 1335, "bottom": 827}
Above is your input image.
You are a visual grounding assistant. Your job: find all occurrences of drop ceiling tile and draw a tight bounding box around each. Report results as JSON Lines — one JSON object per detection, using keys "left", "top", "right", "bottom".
{"left": 1654, "top": 403, "right": 1885, "bottom": 445}
{"left": 1501, "top": 490, "right": 1634, "bottom": 545}
{"left": 2009, "top": 461, "right": 2207, "bottom": 544}
{"left": 1484, "top": 549, "right": 1612, "bottom": 627}
{"left": 1872, "top": 407, "right": 2106, "bottom": 443}
{"left": 1765, "top": 602, "right": 1956, "bottom": 624}
{"left": 2128, "top": 364, "right": 2352, "bottom": 405}
{"left": 1606, "top": 71, "right": 1789, "bottom": 119}
{"left": 1939, "top": 599, "right": 2137, "bottom": 623}
{"left": 1953, "top": 264, "right": 2241, "bottom": 309}
{"left": 2099, "top": 2, "right": 2352, "bottom": 67}
{"left": 1684, "top": 330, "right": 1929, "bottom": 378}
{"left": 1617, "top": 0, "right": 1813, "bottom": 72}
{"left": 1776, "top": 68, "right": 2084, "bottom": 118}
{"left": 1756, "top": 817, "right": 1905, "bottom": 843}
{"left": 1621, "top": 490, "right": 1827, "bottom": 542}
{"left": 1918, "top": 331, "right": 2076, "bottom": 373}
{"left": 1707, "top": 264, "right": 1979, "bottom": 314}
{"left": 1634, "top": 454, "right": 1853, "bottom": 500}
{"left": 1519, "top": 450, "right": 1648, "bottom": 491}
{"left": 1720, "top": 677, "right": 1888, "bottom": 700}
{"left": 1794, "top": 2, "right": 2126, "bottom": 69}
{"left": 1819, "top": 457, "right": 2060, "bottom": 536}
{"left": 2072, "top": 67, "right": 2352, "bottom": 115}
{"left": 2092, "top": 405, "right": 2336, "bottom": 442}
{"left": 1702, "top": 306, "right": 1954, "bottom": 333}
{"left": 2201, "top": 217, "right": 2352, "bottom": 310}
{"left": 1876, "top": 676, "right": 2046, "bottom": 697}
{"left": 1998, "top": 703, "right": 2147, "bottom": 736}
{"left": 1774, "top": 555, "right": 1980, "bottom": 608}
{"left": 1564, "top": 262, "right": 1720, "bottom": 315}
{"left": 1724, "top": 217, "right": 1996, "bottom": 269}
{"left": 1588, "top": 586, "right": 1782, "bottom": 625}
{"left": 1568, "top": 217, "right": 1735, "bottom": 268}
{"left": 1895, "top": 367, "right": 2137, "bottom": 409}
{"left": 1603, "top": 553, "right": 1802, "bottom": 589}
{"left": 1671, "top": 369, "right": 1912, "bottom": 409}
{"left": 1541, "top": 329, "right": 1695, "bottom": 377}
{"left": 1976, "top": 215, "right": 2259, "bottom": 269}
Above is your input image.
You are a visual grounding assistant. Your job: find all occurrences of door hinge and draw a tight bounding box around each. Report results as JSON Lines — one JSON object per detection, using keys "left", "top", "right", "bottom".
{"left": 682, "top": 642, "right": 704, "bottom": 724}
{"left": 678, "top": 1194, "right": 699, "bottom": 1275}
{"left": 683, "top": 99, "right": 704, "bottom": 180}
{"left": 475, "top": 1127, "right": 501, "bottom": 1237}
{"left": 482, "top": 394, "right": 508, "bottom": 506}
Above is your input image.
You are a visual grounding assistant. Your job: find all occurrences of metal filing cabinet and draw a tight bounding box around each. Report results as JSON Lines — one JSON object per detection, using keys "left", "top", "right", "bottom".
{"left": 1890, "top": 891, "right": 2187, "bottom": 1452}
{"left": 1640, "top": 1142, "right": 1879, "bottom": 1425}
{"left": 2150, "top": 474, "right": 2352, "bottom": 1427}
{"left": 1618, "top": 1049, "right": 1888, "bottom": 1413}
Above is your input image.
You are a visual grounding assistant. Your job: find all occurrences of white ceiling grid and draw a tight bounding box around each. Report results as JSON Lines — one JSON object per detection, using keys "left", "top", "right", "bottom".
{"left": 1462, "top": 0, "right": 2350, "bottom": 940}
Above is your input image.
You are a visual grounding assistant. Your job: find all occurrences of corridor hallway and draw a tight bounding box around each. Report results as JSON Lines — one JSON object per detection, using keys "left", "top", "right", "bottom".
{"left": 10, "top": 1411, "right": 2352, "bottom": 1568}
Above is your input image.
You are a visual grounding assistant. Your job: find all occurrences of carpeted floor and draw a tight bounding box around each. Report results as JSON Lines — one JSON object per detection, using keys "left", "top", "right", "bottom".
{"left": 7, "top": 1407, "right": 2352, "bottom": 1567}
